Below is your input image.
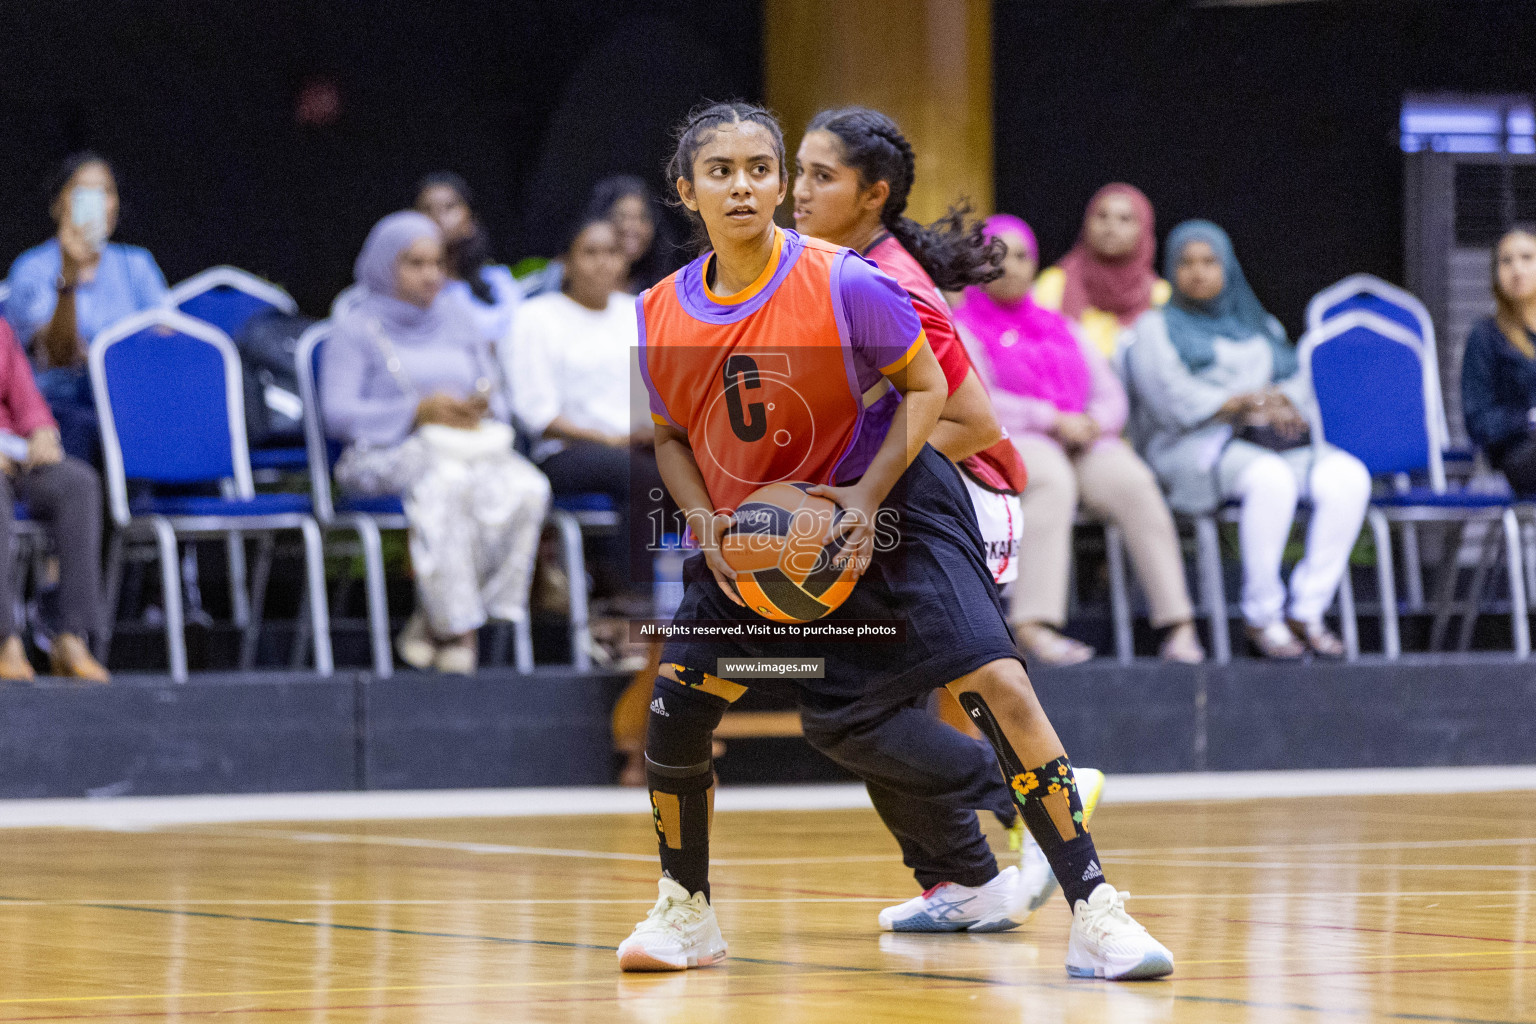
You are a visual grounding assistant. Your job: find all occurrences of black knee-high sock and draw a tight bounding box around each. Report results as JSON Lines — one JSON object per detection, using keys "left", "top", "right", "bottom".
{"left": 958, "top": 693, "right": 1107, "bottom": 908}
{"left": 645, "top": 670, "right": 740, "bottom": 902}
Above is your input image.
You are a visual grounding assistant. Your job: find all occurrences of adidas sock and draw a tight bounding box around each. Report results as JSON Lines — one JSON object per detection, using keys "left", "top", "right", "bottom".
{"left": 1009, "top": 756, "right": 1105, "bottom": 907}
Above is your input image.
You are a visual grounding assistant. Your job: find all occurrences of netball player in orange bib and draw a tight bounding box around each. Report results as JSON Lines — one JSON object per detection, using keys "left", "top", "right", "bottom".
{"left": 618, "top": 102, "right": 1171, "bottom": 981}
{"left": 792, "top": 104, "right": 1111, "bottom": 927}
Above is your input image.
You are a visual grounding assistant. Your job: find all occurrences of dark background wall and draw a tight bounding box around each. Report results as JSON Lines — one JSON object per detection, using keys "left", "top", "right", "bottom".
{"left": 993, "top": 0, "right": 1536, "bottom": 337}
{"left": 0, "top": 0, "right": 760, "bottom": 314}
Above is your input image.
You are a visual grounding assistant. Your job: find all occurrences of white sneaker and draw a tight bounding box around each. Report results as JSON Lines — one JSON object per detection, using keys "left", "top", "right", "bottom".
{"left": 1065, "top": 883, "right": 1174, "bottom": 980}
{"left": 1012, "top": 766, "right": 1107, "bottom": 917}
{"left": 878, "top": 865, "right": 1027, "bottom": 933}
{"left": 617, "top": 877, "right": 728, "bottom": 971}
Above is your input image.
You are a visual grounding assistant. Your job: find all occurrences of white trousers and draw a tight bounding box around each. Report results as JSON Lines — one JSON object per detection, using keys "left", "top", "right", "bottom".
{"left": 1223, "top": 448, "right": 1371, "bottom": 627}
{"left": 336, "top": 438, "right": 552, "bottom": 637}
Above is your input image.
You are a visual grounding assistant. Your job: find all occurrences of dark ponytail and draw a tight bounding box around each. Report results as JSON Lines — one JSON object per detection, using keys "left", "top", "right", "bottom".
{"left": 666, "top": 100, "right": 786, "bottom": 252}
{"left": 806, "top": 107, "right": 1000, "bottom": 290}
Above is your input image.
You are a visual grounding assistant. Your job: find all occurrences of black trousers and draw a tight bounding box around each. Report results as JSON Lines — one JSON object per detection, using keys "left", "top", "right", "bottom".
{"left": 1498, "top": 432, "right": 1536, "bottom": 497}
{"left": 539, "top": 441, "right": 667, "bottom": 593}
{"left": 0, "top": 457, "right": 104, "bottom": 638}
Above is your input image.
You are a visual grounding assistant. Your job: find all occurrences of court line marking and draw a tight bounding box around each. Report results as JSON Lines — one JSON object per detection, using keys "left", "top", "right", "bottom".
{"left": 2, "top": 765, "right": 1535, "bottom": 829}
{"left": 0, "top": 896, "right": 1530, "bottom": 1024}
{"left": 1110, "top": 836, "right": 1536, "bottom": 856}
{"left": 1, "top": 889, "right": 1534, "bottom": 908}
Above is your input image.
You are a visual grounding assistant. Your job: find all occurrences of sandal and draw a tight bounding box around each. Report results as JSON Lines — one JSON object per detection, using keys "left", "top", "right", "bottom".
{"left": 49, "top": 633, "right": 110, "bottom": 684}
{"left": 1289, "top": 618, "right": 1345, "bottom": 659}
{"left": 1158, "top": 621, "right": 1206, "bottom": 665}
{"left": 395, "top": 611, "right": 438, "bottom": 670}
{"left": 1246, "top": 621, "right": 1305, "bottom": 660}
{"left": 1013, "top": 622, "right": 1095, "bottom": 666}
{"left": 0, "top": 635, "right": 34, "bottom": 682}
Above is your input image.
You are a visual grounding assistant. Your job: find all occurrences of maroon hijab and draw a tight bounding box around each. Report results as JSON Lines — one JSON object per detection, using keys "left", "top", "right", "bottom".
{"left": 1056, "top": 183, "right": 1158, "bottom": 326}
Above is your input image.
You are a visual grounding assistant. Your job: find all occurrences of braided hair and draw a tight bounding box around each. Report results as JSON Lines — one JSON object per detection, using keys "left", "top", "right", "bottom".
{"left": 666, "top": 100, "right": 785, "bottom": 251}
{"left": 806, "top": 107, "right": 1000, "bottom": 290}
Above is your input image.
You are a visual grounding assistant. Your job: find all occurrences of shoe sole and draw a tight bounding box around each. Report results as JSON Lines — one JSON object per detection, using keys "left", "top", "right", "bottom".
{"left": 880, "top": 912, "right": 1023, "bottom": 934}
{"left": 618, "top": 946, "right": 728, "bottom": 972}
{"left": 1066, "top": 952, "right": 1174, "bottom": 981}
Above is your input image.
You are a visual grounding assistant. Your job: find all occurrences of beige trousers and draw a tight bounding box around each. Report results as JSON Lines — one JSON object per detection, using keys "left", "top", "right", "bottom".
{"left": 1009, "top": 435, "right": 1194, "bottom": 629}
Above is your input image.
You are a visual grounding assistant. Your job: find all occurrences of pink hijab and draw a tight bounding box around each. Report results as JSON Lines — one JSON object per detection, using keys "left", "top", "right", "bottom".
{"left": 1056, "top": 183, "right": 1158, "bottom": 325}
{"left": 955, "top": 215, "right": 1091, "bottom": 414}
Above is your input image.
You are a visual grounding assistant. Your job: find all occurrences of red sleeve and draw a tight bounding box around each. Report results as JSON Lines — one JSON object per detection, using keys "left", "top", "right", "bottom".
{"left": 909, "top": 293, "right": 972, "bottom": 396}
{"left": 0, "top": 320, "right": 57, "bottom": 437}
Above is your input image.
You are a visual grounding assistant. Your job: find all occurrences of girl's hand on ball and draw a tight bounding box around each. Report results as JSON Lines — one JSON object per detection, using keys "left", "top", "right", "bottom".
{"left": 806, "top": 482, "right": 877, "bottom": 580}
{"left": 690, "top": 509, "right": 745, "bottom": 606}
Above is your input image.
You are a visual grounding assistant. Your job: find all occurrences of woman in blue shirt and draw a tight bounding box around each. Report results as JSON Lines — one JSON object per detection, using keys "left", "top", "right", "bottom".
{"left": 6, "top": 153, "right": 167, "bottom": 463}
{"left": 1462, "top": 225, "right": 1536, "bottom": 496}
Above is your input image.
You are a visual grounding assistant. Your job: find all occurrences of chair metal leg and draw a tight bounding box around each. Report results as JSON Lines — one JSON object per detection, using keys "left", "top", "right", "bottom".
{"left": 1502, "top": 509, "right": 1530, "bottom": 658}
{"left": 101, "top": 529, "right": 125, "bottom": 661}
{"left": 551, "top": 510, "right": 591, "bottom": 670}
{"left": 239, "top": 534, "right": 275, "bottom": 671}
{"left": 1103, "top": 523, "right": 1133, "bottom": 665}
{"left": 1337, "top": 562, "right": 1359, "bottom": 661}
{"left": 1401, "top": 522, "right": 1425, "bottom": 611}
{"left": 513, "top": 615, "right": 534, "bottom": 673}
{"left": 1455, "top": 521, "right": 1502, "bottom": 654}
{"left": 1368, "top": 510, "right": 1400, "bottom": 659}
{"left": 299, "top": 518, "right": 334, "bottom": 676}
{"left": 1523, "top": 517, "right": 1536, "bottom": 612}
{"left": 149, "top": 519, "right": 187, "bottom": 683}
{"left": 227, "top": 531, "right": 250, "bottom": 629}
{"left": 350, "top": 518, "right": 393, "bottom": 678}
{"left": 1193, "top": 516, "right": 1230, "bottom": 665}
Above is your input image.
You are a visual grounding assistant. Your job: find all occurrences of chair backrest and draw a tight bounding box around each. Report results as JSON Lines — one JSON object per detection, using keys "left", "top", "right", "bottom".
{"left": 169, "top": 266, "right": 298, "bottom": 340}
{"left": 89, "top": 308, "right": 255, "bottom": 525}
{"left": 330, "top": 284, "right": 364, "bottom": 321}
{"left": 294, "top": 320, "right": 338, "bottom": 521}
{"left": 1306, "top": 273, "right": 1449, "bottom": 445}
{"left": 1300, "top": 309, "right": 1446, "bottom": 491}
{"left": 0, "top": 280, "right": 10, "bottom": 323}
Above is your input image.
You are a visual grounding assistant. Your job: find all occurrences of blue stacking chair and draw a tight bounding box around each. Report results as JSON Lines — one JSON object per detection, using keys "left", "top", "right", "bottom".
{"left": 1301, "top": 308, "right": 1528, "bottom": 658}
{"left": 297, "top": 323, "right": 586, "bottom": 674}
{"left": 170, "top": 266, "right": 307, "bottom": 474}
{"left": 89, "top": 308, "right": 333, "bottom": 682}
{"left": 0, "top": 281, "right": 10, "bottom": 327}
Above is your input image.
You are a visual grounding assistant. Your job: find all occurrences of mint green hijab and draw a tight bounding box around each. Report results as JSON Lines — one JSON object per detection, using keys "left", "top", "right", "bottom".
{"left": 1163, "top": 220, "right": 1297, "bottom": 380}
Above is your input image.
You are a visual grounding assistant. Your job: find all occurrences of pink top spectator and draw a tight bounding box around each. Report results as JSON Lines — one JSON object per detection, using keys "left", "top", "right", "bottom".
{"left": 0, "top": 319, "right": 57, "bottom": 439}
{"left": 953, "top": 215, "right": 1126, "bottom": 449}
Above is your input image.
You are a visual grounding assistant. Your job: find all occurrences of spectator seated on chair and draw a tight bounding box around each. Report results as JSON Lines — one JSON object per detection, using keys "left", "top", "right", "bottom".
{"left": 6, "top": 152, "right": 167, "bottom": 465}
{"left": 954, "top": 215, "right": 1202, "bottom": 666}
{"left": 321, "top": 211, "right": 550, "bottom": 675}
{"left": 413, "top": 171, "right": 523, "bottom": 346}
{"left": 1124, "top": 220, "right": 1369, "bottom": 661}
{"left": 0, "top": 318, "right": 107, "bottom": 683}
{"left": 1031, "top": 183, "right": 1169, "bottom": 360}
{"left": 506, "top": 215, "right": 665, "bottom": 613}
{"left": 586, "top": 174, "right": 682, "bottom": 294}
{"left": 1462, "top": 225, "right": 1536, "bottom": 497}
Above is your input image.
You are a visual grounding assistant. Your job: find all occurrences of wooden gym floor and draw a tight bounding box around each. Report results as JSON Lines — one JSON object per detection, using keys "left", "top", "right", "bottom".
{"left": 0, "top": 788, "right": 1530, "bottom": 1022}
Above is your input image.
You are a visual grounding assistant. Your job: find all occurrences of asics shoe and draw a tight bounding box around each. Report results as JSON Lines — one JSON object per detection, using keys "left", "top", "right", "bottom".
{"left": 617, "top": 877, "right": 728, "bottom": 971}
{"left": 1065, "top": 883, "right": 1173, "bottom": 980}
{"left": 878, "top": 865, "right": 1026, "bottom": 933}
{"left": 1013, "top": 766, "right": 1107, "bottom": 916}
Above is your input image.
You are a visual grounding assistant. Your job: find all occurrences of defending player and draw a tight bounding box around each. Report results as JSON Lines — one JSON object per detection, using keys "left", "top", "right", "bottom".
{"left": 618, "top": 101, "right": 1172, "bottom": 981}
{"left": 791, "top": 104, "right": 1105, "bottom": 927}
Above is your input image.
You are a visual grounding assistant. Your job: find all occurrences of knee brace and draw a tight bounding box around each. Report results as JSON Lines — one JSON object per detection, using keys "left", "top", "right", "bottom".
{"left": 645, "top": 673, "right": 733, "bottom": 852}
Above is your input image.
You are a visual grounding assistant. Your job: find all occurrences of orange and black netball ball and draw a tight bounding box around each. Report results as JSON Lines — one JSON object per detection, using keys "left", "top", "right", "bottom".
{"left": 719, "top": 482, "right": 862, "bottom": 623}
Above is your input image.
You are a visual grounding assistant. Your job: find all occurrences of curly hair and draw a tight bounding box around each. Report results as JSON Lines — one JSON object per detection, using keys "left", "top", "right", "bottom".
{"left": 805, "top": 106, "right": 1000, "bottom": 290}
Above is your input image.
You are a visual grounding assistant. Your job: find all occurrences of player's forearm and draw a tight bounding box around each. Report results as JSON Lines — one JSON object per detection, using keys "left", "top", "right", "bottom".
{"left": 857, "top": 381, "right": 945, "bottom": 507}
{"left": 655, "top": 431, "right": 721, "bottom": 527}
{"left": 929, "top": 371, "right": 1003, "bottom": 462}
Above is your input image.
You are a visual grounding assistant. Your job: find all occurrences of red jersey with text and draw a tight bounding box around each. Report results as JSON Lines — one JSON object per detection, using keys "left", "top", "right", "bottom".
{"left": 639, "top": 228, "right": 926, "bottom": 513}
{"left": 867, "top": 234, "right": 1028, "bottom": 493}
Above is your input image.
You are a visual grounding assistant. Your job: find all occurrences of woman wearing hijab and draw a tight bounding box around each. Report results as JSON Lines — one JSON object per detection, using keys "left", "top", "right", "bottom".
{"left": 413, "top": 171, "right": 523, "bottom": 345}
{"left": 321, "top": 211, "right": 551, "bottom": 674}
{"left": 954, "top": 215, "right": 1202, "bottom": 665}
{"left": 1124, "top": 221, "right": 1370, "bottom": 660}
{"left": 1033, "top": 184, "right": 1170, "bottom": 359}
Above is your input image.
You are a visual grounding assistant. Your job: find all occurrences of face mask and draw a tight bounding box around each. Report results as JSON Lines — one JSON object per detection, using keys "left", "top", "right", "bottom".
{"left": 70, "top": 187, "right": 108, "bottom": 251}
